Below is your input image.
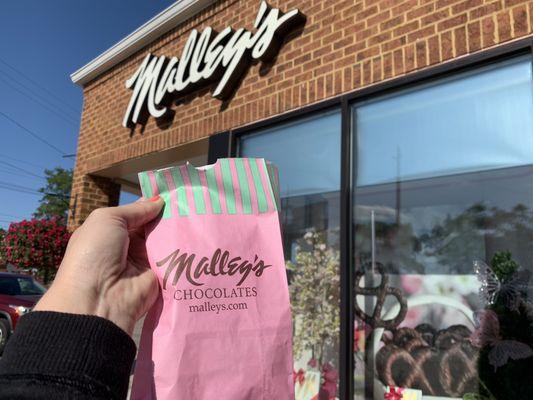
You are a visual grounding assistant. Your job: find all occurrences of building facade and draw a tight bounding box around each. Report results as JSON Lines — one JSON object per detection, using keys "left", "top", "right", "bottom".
{"left": 71, "top": 1, "right": 533, "bottom": 399}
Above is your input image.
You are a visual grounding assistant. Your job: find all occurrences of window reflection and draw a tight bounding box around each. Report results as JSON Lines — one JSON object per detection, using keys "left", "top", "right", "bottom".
{"left": 354, "top": 167, "right": 533, "bottom": 399}
{"left": 353, "top": 55, "right": 533, "bottom": 399}
{"left": 240, "top": 110, "right": 342, "bottom": 400}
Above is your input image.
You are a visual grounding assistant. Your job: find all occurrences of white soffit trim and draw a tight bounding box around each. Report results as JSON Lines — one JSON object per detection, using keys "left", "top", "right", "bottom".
{"left": 71, "top": 0, "right": 216, "bottom": 86}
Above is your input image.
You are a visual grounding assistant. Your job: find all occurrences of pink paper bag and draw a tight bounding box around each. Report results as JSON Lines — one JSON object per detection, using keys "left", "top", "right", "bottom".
{"left": 131, "top": 158, "right": 293, "bottom": 400}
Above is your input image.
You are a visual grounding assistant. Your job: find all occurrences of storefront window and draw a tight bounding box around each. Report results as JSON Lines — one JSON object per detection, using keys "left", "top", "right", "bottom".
{"left": 240, "top": 110, "right": 342, "bottom": 399}
{"left": 353, "top": 56, "right": 533, "bottom": 399}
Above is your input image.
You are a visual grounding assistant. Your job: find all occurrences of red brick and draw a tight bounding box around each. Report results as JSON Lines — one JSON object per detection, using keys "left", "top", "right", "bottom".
{"left": 372, "top": 56, "right": 382, "bottom": 82}
{"left": 368, "top": 31, "right": 392, "bottom": 46}
{"left": 378, "top": 0, "right": 399, "bottom": 12}
{"left": 353, "top": 63, "right": 362, "bottom": 87}
{"left": 315, "top": 6, "right": 334, "bottom": 22}
{"left": 322, "top": 30, "right": 343, "bottom": 44}
{"left": 362, "top": 59, "right": 372, "bottom": 85}
{"left": 334, "top": 0, "right": 357, "bottom": 14}
{"left": 314, "top": 63, "right": 334, "bottom": 77}
{"left": 393, "top": 20, "right": 420, "bottom": 37}
{"left": 469, "top": 1, "right": 502, "bottom": 19}
{"left": 367, "top": 9, "right": 391, "bottom": 27}
{"left": 436, "top": 0, "right": 463, "bottom": 8}
{"left": 334, "top": 69, "right": 342, "bottom": 94}
{"left": 481, "top": 16, "right": 496, "bottom": 47}
{"left": 406, "top": 3, "right": 435, "bottom": 20}
{"left": 428, "top": 35, "right": 441, "bottom": 64}
{"left": 451, "top": 0, "right": 483, "bottom": 14}
{"left": 512, "top": 5, "right": 529, "bottom": 36}
{"left": 343, "top": 21, "right": 366, "bottom": 37}
{"left": 416, "top": 40, "right": 428, "bottom": 68}
{"left": 530, "top": 2, "right": 533, "bottom": 32}
{"left": 356, "top": 46, "right": 380, "bottom": 61}
{"left": 344, "top": 41, "right": 366, "bottom": 56}
{"left": 313, "top": 44, "right": 333, "bottom": 58}
{"left": 324, "top": 74, "right": 333, "bottom": 97}
{"left": 438, "top": 13, "right": 468, "bottom": 31}
{"left": 343, "top": 65, "right": 352, "bottom": 91}
{"left": 454, "top": 26, "right": 467, "bottom": 56}
{"left": 303, "top": 58, "right": 322, "bottom": 70}
{"left": 336, "top": 16, "right": 356, "bottom": 30}
{"left": 404, "top": 44, "right": 416, "bottom": 72}
{"left": 383, "top": 52, "right": 393, "bottom": 78}
{"left": 407, "top": 25, "right": 436, "bottom": 42}
{"left": 335, "top": 54, "right": 356, "bottom": 69}
{"left": 312, "top": 25, "right": 333, "bottom": 41}
{"left": 356, "top": 26, "right": 379, "bottom": 42}
{"left": 504, "top": 0, "right": 531, "bottom": 7}
{"left": 333, "top": 36, "right": 354, "bottom": 50}
{"left": 467, "top": 20, "right": 482, "bottom": 52}
{"left": 497, "top": 11, "right": 512, "bottom": 41}
{"left": 356, "top": 5, "right": 378, "bottom": 20}
{"left": 422, "top": 9, "right": 451, "bottom": 26}
{"left": 381, "top": 36, "right": 407, "bottom": 52}
{"left": 323, "top": 49, "right": 344, "bottom": 63}
{"left": 392, "top": 0, "right": 419, "bottom": 16}
{"left": 316, "top": 76, "right": 325, "bottom": 99}
{"left": 381, "top": 15, "right": 405, "bottom": 31}
{"left": 393, "top": 48, "right": 404, "bottom": 75}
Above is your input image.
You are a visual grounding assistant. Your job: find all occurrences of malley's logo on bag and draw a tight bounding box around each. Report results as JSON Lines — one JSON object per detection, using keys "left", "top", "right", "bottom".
{"left": 156, "top": 248, "right": 272, "bottom": 314}
{"left": 156, "top": 248, "right": 272, "bottom": 288}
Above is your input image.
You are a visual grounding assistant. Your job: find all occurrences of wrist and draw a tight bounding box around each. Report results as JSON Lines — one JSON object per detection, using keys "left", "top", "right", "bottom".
{"left": 34, "top": 284, "right": 135, "bottom": 336}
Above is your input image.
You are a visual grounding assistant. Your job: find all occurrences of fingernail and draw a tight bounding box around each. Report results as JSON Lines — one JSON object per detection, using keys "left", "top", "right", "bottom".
{"left": 148, "top": 195, "right": 161, "bottom": 202}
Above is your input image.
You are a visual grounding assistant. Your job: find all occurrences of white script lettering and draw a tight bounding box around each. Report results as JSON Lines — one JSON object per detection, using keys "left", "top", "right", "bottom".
{"left": 122, "top": 1, "right": 304, "bottom": 127}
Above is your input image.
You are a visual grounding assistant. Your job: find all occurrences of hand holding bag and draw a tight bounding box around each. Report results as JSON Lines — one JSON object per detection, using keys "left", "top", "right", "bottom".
{"left": 131, "top": 158, "right": 293, "bottom": 400}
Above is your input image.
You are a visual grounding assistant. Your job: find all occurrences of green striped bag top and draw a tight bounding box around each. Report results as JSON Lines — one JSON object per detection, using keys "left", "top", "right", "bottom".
{"left": 138, "top": 158, "right": 280, "bottom": 218}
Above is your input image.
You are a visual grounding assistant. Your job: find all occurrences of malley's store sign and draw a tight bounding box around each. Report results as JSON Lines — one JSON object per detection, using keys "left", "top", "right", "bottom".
{"left": 123, "top": 1, "right": 305, "bottom": 127}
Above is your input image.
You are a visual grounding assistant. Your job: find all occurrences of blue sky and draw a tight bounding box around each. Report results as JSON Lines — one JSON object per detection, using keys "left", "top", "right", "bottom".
{"left": 0, "top": 0, "right": 174, "bottom": 228}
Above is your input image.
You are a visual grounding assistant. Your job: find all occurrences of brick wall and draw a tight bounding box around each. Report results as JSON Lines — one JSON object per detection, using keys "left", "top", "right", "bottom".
{"left": 69, "top": 0, "right": 533, "bottom": 229}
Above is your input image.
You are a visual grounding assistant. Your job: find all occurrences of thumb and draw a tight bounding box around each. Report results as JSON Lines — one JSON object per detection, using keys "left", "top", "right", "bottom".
{"left": 108, "top": 195, "right": 164, "bottom": 229}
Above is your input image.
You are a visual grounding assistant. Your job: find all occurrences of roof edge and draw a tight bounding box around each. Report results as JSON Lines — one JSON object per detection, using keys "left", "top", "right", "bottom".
{"left": 71, "top": 0, "right": 216, "bottom": 86}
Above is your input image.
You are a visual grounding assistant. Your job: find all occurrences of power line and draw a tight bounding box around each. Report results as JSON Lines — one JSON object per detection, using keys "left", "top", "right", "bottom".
{"left": 0, "top": 111, "right": 67, "bottom": 155}
{"left": 0, "top": 56, "right": 80, "bottom": 115}
{"left": 0, "top": 160, "right": 45, "bottom": 179}
{"left": 0, "top": 167, "right": 45, "bottom": 182}
{"left": 0, "top": 74, "right": 78, "bottom": 126}
{"left": 0, "top": 184, "right": 41, "bottom": 196}
{"left": 0, "top": 152, "right": 47, "bottom": 170}
{"left": 0, "top": 68, "right": 78, "bottom": 120}
{"left": 0, "top": 180, "right": 70, "bottom": 201}
{"left": 0, "top": 179, "right": 44, "bottom": 194}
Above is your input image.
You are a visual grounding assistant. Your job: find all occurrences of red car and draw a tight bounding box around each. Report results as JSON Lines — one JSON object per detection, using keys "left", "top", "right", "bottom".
{"left": 0, "top": 272, "right": 46, "bottom": 354}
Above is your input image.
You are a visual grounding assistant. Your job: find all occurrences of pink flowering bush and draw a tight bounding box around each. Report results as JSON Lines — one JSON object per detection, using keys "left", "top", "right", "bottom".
{"left": 5, "top": 218, "right": 70, "bottom": 283}
{"left": 0, "top": 228, "right": 6, "bottom": 269}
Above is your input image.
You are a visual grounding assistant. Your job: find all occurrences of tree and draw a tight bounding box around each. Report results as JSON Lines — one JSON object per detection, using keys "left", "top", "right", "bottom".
{"left": 421, "top": 202, "right": 533, "bottom": 273}
{"left": 4, "top": 218, "right": 70, "bottom": 283}
{"left": 0, "top": 228, "right": 6, "bottom": 269}
{"left": 33, "top": 167, "right": 72, "bottom": 220}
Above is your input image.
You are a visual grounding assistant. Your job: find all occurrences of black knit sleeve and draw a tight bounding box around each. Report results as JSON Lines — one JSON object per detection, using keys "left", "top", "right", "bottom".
{"left": 0, "top": 311, "right": 136, "bottom": 400}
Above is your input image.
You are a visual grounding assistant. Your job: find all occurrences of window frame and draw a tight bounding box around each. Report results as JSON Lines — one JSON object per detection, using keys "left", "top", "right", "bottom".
{"left": 206, "top": 36, "right": 533, "bottom": 400}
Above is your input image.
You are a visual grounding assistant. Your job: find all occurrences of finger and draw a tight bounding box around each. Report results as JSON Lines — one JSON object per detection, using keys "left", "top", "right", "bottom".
{"left": 129, "top": 223, "right": 146, "bottom": 239}
{"left": 128, "top": 231, "right": 150, "bottom": 271}
{"left": 108, "top": 195, "right": 164, "bottom": 229}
